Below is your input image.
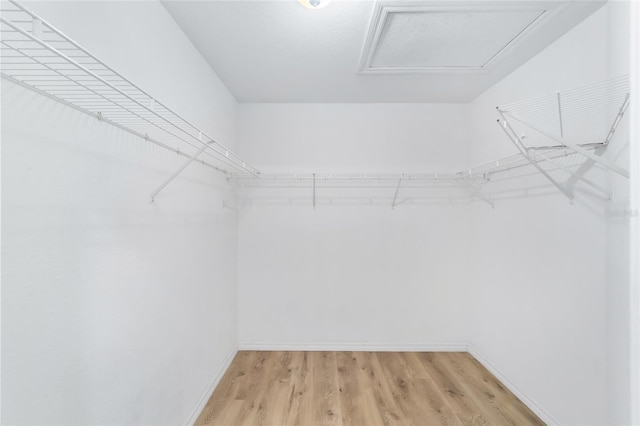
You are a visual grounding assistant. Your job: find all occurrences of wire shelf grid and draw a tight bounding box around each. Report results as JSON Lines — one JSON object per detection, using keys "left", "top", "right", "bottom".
{"left": 498, "top": 75, "right": 630, "bottom": 147}
{"left": 0, "top": 0, "right": 258, "bottom": 176}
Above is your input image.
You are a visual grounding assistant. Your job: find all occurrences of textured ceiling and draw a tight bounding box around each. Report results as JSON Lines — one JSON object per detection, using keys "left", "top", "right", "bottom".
{"left": 162, "top": 0, "right": 605, "bottom": 103}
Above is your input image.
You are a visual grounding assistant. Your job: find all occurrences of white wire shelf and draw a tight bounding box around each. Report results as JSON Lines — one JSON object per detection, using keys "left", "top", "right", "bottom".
{"left": 229, "top": 172, "right": 490, "bottom": 208}
{"left": 489, "top": 75, "right": 630, "bottom": 203}
{"left": 468, "top": 144, "right": 598, "bottom": 177}
{"left": 229, "top": 172, "right": 483, "bottom": 183}
{"left": 0, "top": 0, "right": 258, "bottom": 199}
{"left": 498, "top": 75, "right": 630, "bottom": 147}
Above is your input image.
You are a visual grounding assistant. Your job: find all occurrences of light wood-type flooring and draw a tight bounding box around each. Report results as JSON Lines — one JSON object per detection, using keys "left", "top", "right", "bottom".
{"left": 195, "top": 351, "right": 544, "bottom": 426}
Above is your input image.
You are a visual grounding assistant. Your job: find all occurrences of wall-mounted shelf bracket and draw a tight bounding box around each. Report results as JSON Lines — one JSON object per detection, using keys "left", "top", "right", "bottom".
{"left": 527, "top": 148, "right": 611, "bottom": 200}
{"left": 604, "top": 93, "right": 630, "bottom": 145}
{"left": 497, "top": 114, "right": 574, "bottom": 203}
{"left": 501, "top": 110, "right": 630, "bottom": 178}
{"left": 150, "top": 142, "right": 212, "bottom": 203}
{"left": 460, "top": 172, "right": 494, "bottom": 208}
{"left": 391, "top": 176, "right": 403, "bottom": 209}
{"left": 312, "top": 173, "right": 316, "bottom": 209}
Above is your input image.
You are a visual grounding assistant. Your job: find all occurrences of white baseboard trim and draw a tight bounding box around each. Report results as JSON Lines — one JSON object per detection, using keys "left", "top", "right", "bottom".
{"left": 238, "top": 341, "right": 468, "bottom": 352}
{"left": 467, "top": 344, "right": 559, "bottom": 426}
{"left": 184, "top": 343, "right": 238, "bottom": 426}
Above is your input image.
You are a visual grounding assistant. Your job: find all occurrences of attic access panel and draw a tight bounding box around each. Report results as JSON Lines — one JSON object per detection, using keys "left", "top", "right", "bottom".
{"left": 358, "top": 2, "right": 565, "bottom": 74}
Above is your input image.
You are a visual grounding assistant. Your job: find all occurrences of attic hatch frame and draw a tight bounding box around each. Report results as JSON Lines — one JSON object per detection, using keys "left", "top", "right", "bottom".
{"left": 0, "top": 1, "right": 630, "bottom": 208}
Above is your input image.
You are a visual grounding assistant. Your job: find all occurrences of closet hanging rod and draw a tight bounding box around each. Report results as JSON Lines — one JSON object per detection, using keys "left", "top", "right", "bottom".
{"left": 469, "top": 149, "right": 595, "bottom": 178}
{"left": 227, "top": 172, "right": 487, "bottom": 181}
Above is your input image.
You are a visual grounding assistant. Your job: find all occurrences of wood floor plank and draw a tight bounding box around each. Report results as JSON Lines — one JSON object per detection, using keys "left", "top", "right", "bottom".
{"left": 233, "top": 351, "right": 277, "bottom": 426}
{"left": 356, "top": 352, "right": 404, "bottom": 426}
{"left": 257, "top": 351, "right": 295, "bottom": 426}
{"left": 412, "top": 352, "right": 495, "bottom": 425}
{"left": 375, "top": 352, "right": 454, "bottom": 426}
{"left": 212, "top": 400, "right": 245, "bottom": 426}
{"left": 304, "top": 351, "right": 341, "bottom": 426}
{"left": 194, "top": 351, "right": 253, "bottom": 426}
{"left": 335, "top": 351, "right": 386, "bottom": 426}
{"left": 437, "top": 353, "right": 518, "bottom": 425}
{"left": 453, "top": 353, "right": 545, "bottom": 426}
{"left": 403, "top": 353, "right": 463, "bottom": 425}
{"left": 281, "top": 351, "right": 307, "bottom": 426}
{"left": 194, "top": 351, "right": 545, "bottom": 426}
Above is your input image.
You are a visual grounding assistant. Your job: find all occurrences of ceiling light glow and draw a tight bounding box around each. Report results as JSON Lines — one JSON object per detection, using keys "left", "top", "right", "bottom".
{"left": 298, "top": 0, "right": 331, "bottom": 9}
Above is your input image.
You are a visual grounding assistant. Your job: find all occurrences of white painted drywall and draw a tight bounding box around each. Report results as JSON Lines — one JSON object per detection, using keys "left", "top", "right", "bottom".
{"left": 604, "top": 2, "right": 633, "bottom": 424}
{"left": 236, "top": 104, "right": 473, "bottom": 348}
{"left": 468, "top": 4, "right": 630, "bottom": 424}
{"left": 1, "top": 2, "right": 238, "bottom": 424}
{"left": 0, "top": 29, "right": 4, "bottom": 424}
{"left": 630, "top": 3, "right": 640, "bottom": 424}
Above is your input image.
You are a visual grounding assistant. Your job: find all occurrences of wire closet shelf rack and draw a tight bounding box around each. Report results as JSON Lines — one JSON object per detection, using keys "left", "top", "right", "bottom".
{"left": 229, "top": 172, "right": 487, "bottom": 209}
{"left": 1, "top": 0, "right": 630, "bottom": 207}
{"left": 0, "top": 0, "right": 258, "bottom": 201}
{"left": 230, "top": 75, "right": 630, "bottom": 207}
{"left": 484, "top": 75, "right": 631, "bottom": 203}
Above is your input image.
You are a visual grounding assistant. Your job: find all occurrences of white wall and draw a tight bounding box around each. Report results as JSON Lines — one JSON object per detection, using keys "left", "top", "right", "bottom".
{"left": 629, "top": 3, "right": 640, "bottom": 423}
{"left": 237, "top": 104, "right": 473, "bottom": 349}
{"left": 468, "top": 3, "right": 630, "bottom": 424}
{"left": 605, "top": 2, "right": 633, "bottom": 424}
{"left": 1, "top": 2, "right": 238, "bottom": 424}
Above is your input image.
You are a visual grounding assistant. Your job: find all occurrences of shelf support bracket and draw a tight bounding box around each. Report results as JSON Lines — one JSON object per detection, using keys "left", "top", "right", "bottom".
{"left": 461, "top": 174, "right": 494, "bottom": 208}
{"left": 312, "top": 173, "right": 316, "bottom": 209}
{"left": 557, "top": 92, "right": 564, "bottom": 138}
{"left": 391, "top": 176, "right": 402, "bottom": 209}
{"left": 150, "top": 142, "right": 212, "bottom": 203}
{"left": 497, "top": 112, "right": 574, "bottom": 203}
{"left": 528, "top": 149, "right": 612, "bottom": 200}
{"left": 604, "top": 93, "right": 630, "bottom": 145}
{"left": 223, "top": 183, "right": 245, "bottom": 210}
{"left": 501, "top": 108, "right": 630, "bottom": 178}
